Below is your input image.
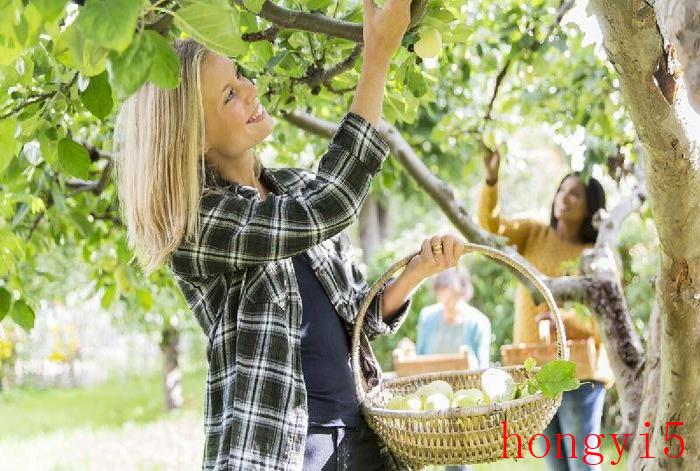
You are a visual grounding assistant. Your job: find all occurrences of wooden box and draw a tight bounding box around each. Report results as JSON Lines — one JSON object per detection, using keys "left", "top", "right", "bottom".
{"left": 392, "top": 344, "right": 472, "bottom": 377}
{"left": 500, "top": 338, "right": 597, "bottom": 380}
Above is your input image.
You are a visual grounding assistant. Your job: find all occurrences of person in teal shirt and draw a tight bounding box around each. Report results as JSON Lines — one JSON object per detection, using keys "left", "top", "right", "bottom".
{"left": 416, "top": 268, "right": 491, "bottom": 369}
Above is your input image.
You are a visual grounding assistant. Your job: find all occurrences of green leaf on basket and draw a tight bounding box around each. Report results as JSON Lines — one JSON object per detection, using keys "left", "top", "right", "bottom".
{"left": 535, "top": 359, "right": 580, "bottom": 398}
{"left": 524, "top": 357, "right": 536, "bottom": 372}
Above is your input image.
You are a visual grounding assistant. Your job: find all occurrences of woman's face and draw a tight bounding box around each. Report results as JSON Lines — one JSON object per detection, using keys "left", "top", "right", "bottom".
{"left": 553, "top": 176, "right": 588, "bottom": 225}
{"left": 200, "top": 52, "right": 274, "bottom": 160}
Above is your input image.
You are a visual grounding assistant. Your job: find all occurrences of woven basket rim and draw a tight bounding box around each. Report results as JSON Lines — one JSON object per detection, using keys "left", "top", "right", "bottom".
{"left": 364, "top": 367, "right": 560, "bottom": 419}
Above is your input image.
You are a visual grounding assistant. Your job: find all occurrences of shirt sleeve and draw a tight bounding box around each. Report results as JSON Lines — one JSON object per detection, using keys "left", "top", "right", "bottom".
{"left": 341, "top": 235, "right": 412, "bottom": 342}
{"left": 477, "top": 182, "right": 537, "bottom": 253}
{"left": 170, "top": 113, "right": 390, "bottom": 277}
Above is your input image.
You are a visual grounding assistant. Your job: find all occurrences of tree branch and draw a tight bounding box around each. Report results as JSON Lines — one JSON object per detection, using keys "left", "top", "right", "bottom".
{"left": 0, "top": 73, "right": 78, "bottom": 121}
{"left": 242, "top": 25, "right": 280, "bottom": 42}
{"left": 234, "top": 0, "right": 430, "bottom": 43}
{"left": 234, "top": 1, "right": 363, "bottom": 42}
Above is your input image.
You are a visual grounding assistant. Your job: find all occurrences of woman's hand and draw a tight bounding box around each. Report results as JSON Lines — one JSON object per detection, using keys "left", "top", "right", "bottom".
{"left": 350, "top": 0, "right": 412, "bottom": 126}
{"left": 403, "top": 234, "right": 466, "bottom": 282}
{"left": 363, "top": 0, "right": 412, "bottom": 64}
{"left": 381, "top": 234, "right": 465, "bottom": 321}
{"left": 483, "top": 146, "right": 500, "bottom": 185}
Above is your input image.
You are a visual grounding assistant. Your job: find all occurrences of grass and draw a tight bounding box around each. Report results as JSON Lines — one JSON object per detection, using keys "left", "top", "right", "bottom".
{"left": 0, "top": 367, "right": 206, "bottom": 440}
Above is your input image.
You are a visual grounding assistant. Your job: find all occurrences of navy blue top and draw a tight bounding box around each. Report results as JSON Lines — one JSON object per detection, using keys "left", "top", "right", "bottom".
{"left": 292, "top": 253, "right": 362, "bottom": 427}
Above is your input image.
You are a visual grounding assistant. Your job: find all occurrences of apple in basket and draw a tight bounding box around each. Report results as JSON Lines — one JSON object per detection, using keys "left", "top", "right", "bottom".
{"left": 481, "top": 368, "right": 516, "bottom": 402}
{"left": 381, "top": 359, "right": 580, "bottom": 411}
{"left": 451, "top": 388, "right": 488, "bottom": 408}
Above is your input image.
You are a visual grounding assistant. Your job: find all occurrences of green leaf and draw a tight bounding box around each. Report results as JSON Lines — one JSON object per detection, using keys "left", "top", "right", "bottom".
{"left": 101, "top": 284, "right": 117, "bottom": 310}
{"left": 80, "top": 70, "right": 113, "bottom": 120}
{"left": 174, "top": 0, "right": 247, "bottom": 58}
{"left": 242, "top": 0, "right": 265, "bottom": 13}
{"left": 39, "top": 135, "right": 58, "bottom": 165}
{"left": 54, "top": 22, "right": 109, "bottom": 76}
{"left": 0, "top": 0, "right": 23, "bottom": 66}
{"left": 75, "top": 0, "right": 143, "bottom": 53}
{"left": 524, "top": 357, "right": 536, "bottom": 372}
{"left": 306, "top": 0, "right": 332, "bottom": 11}
{"left": 11, "top": 300, "right": 35, "bottom": 331}
{"left": 32, "top": 0, "right": 67, "bottom": 22}
{"left": 0, "top": 118, "right": 20, "bottom": 174}
{"left": 58, "top": 138, "right": 91, "bottom": 179}
{"left": 145, "top": 31, "right": 180, "bottom": 89}
{"left": 0, "top": 287, "right": 10, "bottom": 321}
{"left": 135, "top": 288, "right": 153, "bottom": 310}
{"left": 535, "top": 359, "right": 580, "bottom": 398}
{"left": 106, "top": 31, "right": 154, "bottom": 98}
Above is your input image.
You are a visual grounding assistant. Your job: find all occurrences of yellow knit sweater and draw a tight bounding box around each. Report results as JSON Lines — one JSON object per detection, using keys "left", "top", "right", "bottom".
{"left": 478, "top": 182, "right": 613, "bottom": 385}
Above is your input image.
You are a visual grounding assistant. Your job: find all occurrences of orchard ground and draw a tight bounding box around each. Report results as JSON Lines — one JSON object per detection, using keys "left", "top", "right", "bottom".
{"left": 0, "top": 368, "right": 627, "bottom": 470}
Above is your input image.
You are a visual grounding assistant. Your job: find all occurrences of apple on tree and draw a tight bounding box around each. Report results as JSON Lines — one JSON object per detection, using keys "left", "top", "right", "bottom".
{"left": 414, "top": 28, "right": 442, "bottom": 59}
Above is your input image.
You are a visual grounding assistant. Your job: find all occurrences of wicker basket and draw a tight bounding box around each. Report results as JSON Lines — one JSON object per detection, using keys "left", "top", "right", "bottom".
{"left": 351, "top": 242, "right": 569, "bottom": 468}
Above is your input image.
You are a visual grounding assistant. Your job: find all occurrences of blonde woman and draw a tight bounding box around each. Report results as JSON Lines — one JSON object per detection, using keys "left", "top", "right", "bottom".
{"left": 114, "top": 1, "right": 464, "bottom": 469}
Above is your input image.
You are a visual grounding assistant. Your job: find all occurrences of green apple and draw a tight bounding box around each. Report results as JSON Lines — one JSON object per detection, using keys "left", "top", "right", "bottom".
{"left": 405, "top": 393, "right": 423, "bottom": 411}
{"left": 416, "top": 383, "right": 436, "bottom": 398}
{"left": 424, "top": 392, "right": 451, "bottom": 411}
{"left": 414, "top": 28, "right": 442, "bottom": 59}
{"left": 481, "top": 368, "right": 516, "bottom": 402}
{"left": 386, "top": 394, "right": 407, "bottom": 410}
{"left": 451, "top": 388, "right": 485, "bottom": 408}
{"left": 429, "top": 380, "right": 453, "bottom": 400}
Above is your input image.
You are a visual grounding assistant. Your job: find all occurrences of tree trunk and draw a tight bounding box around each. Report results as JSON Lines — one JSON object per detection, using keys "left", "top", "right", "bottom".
{"left": 630, "top": 302, "right": 662, "bottom": 469}
{"left": 656, "top": 0, "right": 700, "bottom": 112}
{"left": 160, "top": 325, "right": 183, "bottom": 411}
{"left": 589, "top": 1, "right": 700, "bottom": 468}
{"left": 358, "top": 194, "right": 383, "bottom": 262}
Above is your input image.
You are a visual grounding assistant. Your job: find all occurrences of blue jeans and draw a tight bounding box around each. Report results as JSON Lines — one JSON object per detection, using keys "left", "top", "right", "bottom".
{"left": 537, "top": 382, "right": 606, "bottom": 471}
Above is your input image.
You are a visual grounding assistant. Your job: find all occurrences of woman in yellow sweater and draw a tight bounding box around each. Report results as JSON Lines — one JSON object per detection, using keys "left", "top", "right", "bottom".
{"left": 478, "top": 149, "right": 613, "bottom": 471}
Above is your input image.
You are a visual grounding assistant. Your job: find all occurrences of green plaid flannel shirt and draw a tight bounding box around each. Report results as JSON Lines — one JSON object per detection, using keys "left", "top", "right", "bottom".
{"left": 169, "top": 113, "right": 412, "bottom": 470}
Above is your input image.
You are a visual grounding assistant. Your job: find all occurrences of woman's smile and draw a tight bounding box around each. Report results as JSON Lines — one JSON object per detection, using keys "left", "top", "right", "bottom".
{"left": 246, "top": 104, "right": 266, "bottom": 124}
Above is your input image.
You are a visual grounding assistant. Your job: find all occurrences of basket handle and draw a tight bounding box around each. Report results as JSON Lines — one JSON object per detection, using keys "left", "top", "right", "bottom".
{"left": 351, "top": 241, "right": 569, "bottom": 403}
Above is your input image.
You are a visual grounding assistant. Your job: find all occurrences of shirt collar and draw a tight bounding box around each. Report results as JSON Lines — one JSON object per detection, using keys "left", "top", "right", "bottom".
{"left": 204, "top": 164, "right": 288, "bottom": 197}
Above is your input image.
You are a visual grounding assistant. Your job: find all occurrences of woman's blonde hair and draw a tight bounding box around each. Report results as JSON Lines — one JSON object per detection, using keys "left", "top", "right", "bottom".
{"left": 113, "top": 39, "right": 209, "bottom": 274}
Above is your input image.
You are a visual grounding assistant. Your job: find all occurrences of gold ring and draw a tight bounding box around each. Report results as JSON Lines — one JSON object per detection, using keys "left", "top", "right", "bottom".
{"left": 431, "top": 244, "right": 443, "bottom": 254}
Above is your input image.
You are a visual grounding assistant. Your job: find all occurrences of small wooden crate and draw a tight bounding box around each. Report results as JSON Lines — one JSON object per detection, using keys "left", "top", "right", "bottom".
{"left": 392, "top": 345, "right": 471, "bottom": 377}
{"left": 500, "top": 338, "right": 597, "bottom": 379}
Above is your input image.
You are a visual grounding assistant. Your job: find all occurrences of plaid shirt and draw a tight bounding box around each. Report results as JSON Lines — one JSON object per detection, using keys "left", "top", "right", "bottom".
{"left": 169, "top": 113, "right": 412, "bottom": 470}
